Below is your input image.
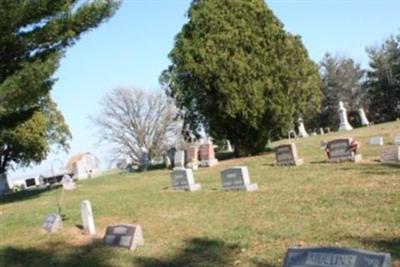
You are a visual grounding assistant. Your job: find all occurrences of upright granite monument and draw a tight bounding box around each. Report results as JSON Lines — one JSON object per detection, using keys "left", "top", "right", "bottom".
{"left": 199, "top": 141, "right": 218, "bottom": 167}
{"left": 325, "top": 138, "right": 362, "bottom": 163}
{"left": 338, "top": 101, "right": 353, "bottom": 131}
{"left": 220, "top": 166, "right": 257, "bottom": 191}
{"left": 275, "top": 143, "right": 303, "bottom": 166}
{"left": 170, "top": 169, "right": 201, "bottom": 191}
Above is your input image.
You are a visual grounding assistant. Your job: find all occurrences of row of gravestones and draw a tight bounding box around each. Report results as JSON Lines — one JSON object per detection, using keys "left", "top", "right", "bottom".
{"left": 276, "top": 137, "right": 400, "bottom": 166}
{"left": 42, "top": 200, "right": 144, "bottom": 251}
{"left": 369, "top": 135, "right": 400, "bottom": 146}
{"left": 172, "top": 141, "right": 218, "bottom": 170}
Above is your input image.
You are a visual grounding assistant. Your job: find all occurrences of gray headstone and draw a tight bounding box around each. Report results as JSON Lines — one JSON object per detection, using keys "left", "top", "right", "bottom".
{"left": 275, "top": 143, "right": 303, "bottom": 166}
{"left": 369, "top": 136, "right": 383, "bottom": 146}
{"left": 380, "top": 146, "right": 400, "bottom": 165}
{"left": 283, "top": 247, "right": 391, "bottom": 267}
{"left": 326, "top": 138, "right": 361, "bottom": 163}
{"left": 42, "top": 213, "right": 63, "bottom": 233}
{"left": 220, "top": 166, "right": 257, "bottom": 191}
{"left": 62, "top": 175, "right": 75, "bottom": 190}
{"left": 103, "top": 224, "right": 144, "bottom": 251}
{"left": 174, "top": 150, "right": 185, "bottom": 169}
{"left": 171, "top": 169, "right": 201, "bottom": 191}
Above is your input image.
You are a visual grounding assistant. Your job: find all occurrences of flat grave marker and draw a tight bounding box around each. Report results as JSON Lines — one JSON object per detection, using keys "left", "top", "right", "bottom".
{"left": 171, "top": 169, "right": 201, "bottom": 192}
{"left": 103, "top": 224, "right": 144, "bottom": 251}
{"left": 380, "top": 146, "right": 400, "bottom": 165}
{"left": 220, "top": 166, "right": 257, "bottom": 191}
{"left": 326, "top": 138, "right": 362, "bottom": 163}
{"left": 283, "top": 246, "right": 391, "bottom": 267}
{"left": 369, "top": 136, "right": 384, "bottom": 146}
{"left": 42, "top": 213, "right": 63, "bottom": 233}
{"left": 275, "top": 143, "right": 303, "bottom": 166}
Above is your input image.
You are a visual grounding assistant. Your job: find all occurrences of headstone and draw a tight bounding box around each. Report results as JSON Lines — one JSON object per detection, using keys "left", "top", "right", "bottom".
{"left": 283, "top": 246, "right": 391, "bottom": 267}
{"left": 103, "top": 224, "right": 144, "bottom": 251}
{"left": 171, "top": 169, "right": 201, "bottom": 191}
{"left": 42, "top": 213, "right": 63, "bottom": 233}
{"left": 288, "top": 130, "right": 298, "bottom": 141}
{"left": 226, "top": 140, "right": 234, "bottom": 152}
{"left": 80, "top": 200, "right": 96, "bottom": 235}
{"left": 338, "top": 101, "right": 353, "bottom": 131}
{"left": 61, "top": 175, "right": 75, "bottom": 190}
{"left": 164, "top": 155, "right": 172, "bottom": 169}
{"left": 185, "top": 146, "right": 199, "bottom": 167}
{"left": 380, "top": 146, "right": 400, "bottom": 165}
{"left": 220, "top": 166, "right": 257, "bottom": 191}
{"left": 275, "top": 143, "right": 303, "bottom": 166}
{"left": 139, "top": 147, "right": 150, "bottom": 170}
{"left": 394, "top": 135, "right": 400, "bottom": 145}
{"left": 174, "top": 150, "right": 185, "bottom": 169}
{"left": 319, "top": 128, "right": 325, "bottom": 135}
{"left": 358, "top": 108, "right": 370, "bottom": 126}
{"left": 326, "top": 138, "right": 362, "bottom": 163}
{"left": 199, "top": 142, "right": 218, "bottom": 167}
{"left": 298, "top": 117, "right": 309, "bottom": 138}
{"left": 369, "top": 136, "right": 384, "bottom": 146}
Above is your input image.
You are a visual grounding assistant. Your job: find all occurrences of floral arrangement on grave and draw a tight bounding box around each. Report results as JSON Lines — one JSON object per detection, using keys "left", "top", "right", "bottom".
{"left": 186, "top": 159, "right": 199, "bottom": 169}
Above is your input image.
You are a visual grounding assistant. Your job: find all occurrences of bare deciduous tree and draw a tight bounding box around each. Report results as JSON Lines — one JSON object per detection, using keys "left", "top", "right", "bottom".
{"left": 91, "top": 87, "right": 182, "bottom": 165}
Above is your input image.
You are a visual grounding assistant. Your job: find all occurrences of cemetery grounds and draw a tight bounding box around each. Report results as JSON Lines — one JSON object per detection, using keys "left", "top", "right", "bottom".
{"left": 0, "top": 121, "right": 399, "bottom": 267}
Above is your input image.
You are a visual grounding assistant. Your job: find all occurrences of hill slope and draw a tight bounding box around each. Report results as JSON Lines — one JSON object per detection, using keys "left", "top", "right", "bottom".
{"left": 1, "top": 121, "right": 400, "bottom": 267}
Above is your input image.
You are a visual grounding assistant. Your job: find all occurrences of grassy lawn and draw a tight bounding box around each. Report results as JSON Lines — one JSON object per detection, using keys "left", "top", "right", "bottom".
{"left": 1, "top": 121, "right": 400, "bottom": 267}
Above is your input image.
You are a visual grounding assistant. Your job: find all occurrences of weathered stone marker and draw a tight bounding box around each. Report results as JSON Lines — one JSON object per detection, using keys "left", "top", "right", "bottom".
{"left": 369, "top": 136, "right": 384, "bottom": 146}
{"left": 80, "top": 200, "right": 96, "bottom": 235}
{"left": 326, "top": 138, "right": 362, "bottom": 163}
{"left": 171, "top": 169, "right": 201, "bottom": 191}
{"left": 275, "top": 143, "right": 303, "bottom": 166}
{"left": 283, "top": 247, "right": 391, "bottom": 267}
{"left": 42, "top": 213, "right": 63, "bottom": 233}
{"left": 338, "top": 101, "right": 353, "bottom": 131}
{"left": 62, "top": 174, "right": 76, "bottom": 190}
{"left": 103, "top": 224, "right": 144, "bottom": 251}
{"left": 220, "top": 166, "right": 257, "bottom": 191}
{"left": 199, "top": 142, "right": 218, "bottom": 167}
{"left": 380, "top": 146, "right": 400, "bottom": 165}
{"left": 174, "top": 150, "right": 185, "bottom": 169}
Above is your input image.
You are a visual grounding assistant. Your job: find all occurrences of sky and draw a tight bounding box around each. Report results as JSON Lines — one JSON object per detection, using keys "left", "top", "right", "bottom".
{"left": 9, "top": 0, "right": 400, "bottom": 181}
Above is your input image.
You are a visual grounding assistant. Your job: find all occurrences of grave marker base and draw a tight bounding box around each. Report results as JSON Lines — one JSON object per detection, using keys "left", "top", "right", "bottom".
{"left": 173, "top": 183, "right": 201, "bottom": 192}
{"left": 200, "top": 159, "right": 218, "bottom": 167}
{"left": 277, "top": 158, "right": 303, "bottom": 166}
{"left": 222, "top": 183, "right": 258, "bottom": 192}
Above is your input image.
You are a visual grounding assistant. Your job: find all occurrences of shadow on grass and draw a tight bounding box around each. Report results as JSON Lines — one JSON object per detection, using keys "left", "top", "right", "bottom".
{"left": 349, "top": 236, "right": 400, "bottom": 259}
{"left": 134, "top": 237, "right": 241, "bottom": 267}
{"left": 0, "top": 240, "right": 118, "bottom": 267}
{"left": 0, "top": 187, "right": 50, "bottom": 205}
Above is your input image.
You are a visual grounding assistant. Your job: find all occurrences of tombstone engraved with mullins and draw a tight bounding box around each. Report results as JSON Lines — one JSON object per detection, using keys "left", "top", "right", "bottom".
{"left": 171, "top": 169, "right": 201, "bottom": 191}
{"left": 380, "top": 146, "right": 400, "bottom": 165}
{"left": 42, "top": 213, "right": 63, "bottom": 233}
{"left": 326, "top": 138, "right": 362, "bottom": 163}
{"left": 283, "top": 247, "right": 391, "bottom": 267}
{"left": 103, "top": 224, "right": 144, "bottom": 251}
{"left": 369, "top": 136, "right": 383, "bottom": 146}
{"left": 275, "top": 143, "right": 303, "bottom": 166}
{"left": 220, "top": 166, "right": 257, "bottom": 191}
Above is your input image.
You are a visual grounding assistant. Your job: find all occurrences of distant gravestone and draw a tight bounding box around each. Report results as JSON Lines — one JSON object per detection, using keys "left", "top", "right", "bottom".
{"left": 174, "top": 150, "right": 185, "bottom": 169}
{"left": 199, "top": 142, "right": 218, "bottom": 167}
{"left": 186, "top": 146, "right": 198, "bottom": 164}
{"left": 380, "top": 146, "right": 400, "bottom": 165}
{"left": 220, "top": 166, "right": 257, "bottom": 191}
{"left": 283, "top": 247, "right": 391, "bottom": 267}
{"left": 275, "top": 143, "right": 303, "bottom": 166}
{"left": 319, "top": 128, "right": 325, "bottom": 135}
{"left": 369, "top": 136, "right": 384, "bottom": 146}
{"left": 61, "top": 175, "right": 76, "bottom": 190}
{"left": 326, "top": 138, "right": 362, "bottom": 163}
{"left": 394, "top": 135, "right": 400, "bottom": 145}
{"left": 42, "top": 213, "right": 63, "bottom": 233}
{"left": 171, "top": 169, "right": 201, "bottom": 191}
{"left": 103, "top": 224, "right": 144, "bottom": 251}
{"left": 80, "top": 200, "right": 96, "bottom": 235}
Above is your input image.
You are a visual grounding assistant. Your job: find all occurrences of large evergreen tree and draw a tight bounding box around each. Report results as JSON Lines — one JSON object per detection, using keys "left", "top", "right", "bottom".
{"left": 366, "top": 34, "right": 400, "bottom": 123}
{"left": 161, "top": 0, "right": 321, "bottom": 156}
{"left": 0, "top": 0, "right": 119, "bottom": 176}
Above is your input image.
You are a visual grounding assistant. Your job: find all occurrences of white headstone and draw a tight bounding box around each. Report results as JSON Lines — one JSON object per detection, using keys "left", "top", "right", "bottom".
{"left": 226, "top": 140, "right": 233, "bottom": 152}
{"left": 338, "top": 101, "right": 353, "bottom": 131}
{"left": 380, "top": 146, "right": 400, "bottom": 164}
{"left": 297, "top": 117, "right": 309, "bottom": 138}
{"left": 42, "top": 213, "right": 63, "bottom": 233}
{"left": 171, "top": 169, "right": 201, "bottom": 191}
{"left": 220, "top": 166, "right": 258, "bottom": 191}
{"left": 394, "top": 135, "right": 400, "bottom": 145}
{"left": 61, "top": 175, "right": 75, "bottom": 190}
{"left": 358, "top": 108, "right": 370, "bottom": 126}
{"left": 369, "top": 136, "right": 384, "bottom": 146}
{"left": 318, "top": 128, "right": 324, "bottom": 135}
{"left": 174, "top": 150, "right": 185, "bottom": 169}
{"left": 80, "top": 200, "right": 96, "bottom": 235}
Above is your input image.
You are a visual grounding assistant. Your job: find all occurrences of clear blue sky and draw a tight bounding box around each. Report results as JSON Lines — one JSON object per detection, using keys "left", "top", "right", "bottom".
{"left": 10, "top": 0, "right": 400, "bottom": 179}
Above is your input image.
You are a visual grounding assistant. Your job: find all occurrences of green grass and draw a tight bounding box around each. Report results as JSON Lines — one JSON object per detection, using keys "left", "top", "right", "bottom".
{"left": 1, "top": 121, "right": 400, "bottom": 267}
